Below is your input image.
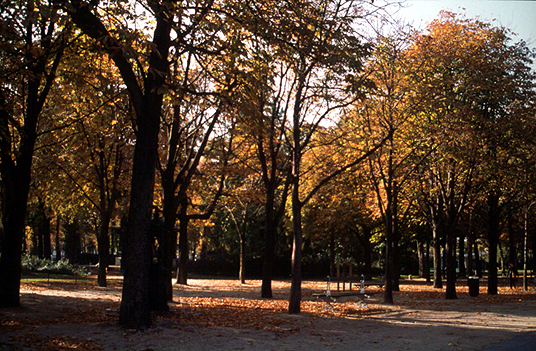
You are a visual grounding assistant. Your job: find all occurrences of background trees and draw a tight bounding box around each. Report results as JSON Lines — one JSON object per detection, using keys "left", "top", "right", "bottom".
{"left": 1, "top": 0, "right": 536, "bottom": 328}
{"left": 407, "top": 11, "right": 536, "bottom": 297}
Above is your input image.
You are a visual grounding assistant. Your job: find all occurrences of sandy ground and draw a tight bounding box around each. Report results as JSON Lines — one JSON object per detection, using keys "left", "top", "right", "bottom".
{"left": 1, "top": 273, "right": 536, "bottom": 351}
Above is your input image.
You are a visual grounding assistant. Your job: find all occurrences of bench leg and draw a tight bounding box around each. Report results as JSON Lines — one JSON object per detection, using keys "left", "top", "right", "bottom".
{"left": 323, "top": 302, "right": 334, "bottom": 312}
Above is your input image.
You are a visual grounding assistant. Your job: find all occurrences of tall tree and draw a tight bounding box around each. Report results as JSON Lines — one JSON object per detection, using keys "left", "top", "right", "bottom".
{"left": 239, "top": 0, "right": 375, "bottom": 313}
{"left": 67, "top": 0, "right": 233, "bottom": 327}
{"left": 226, "top": 27, "right": 292, "bottom": 298}
{"left": 0, "top": 0, "right": 71, "bottom": 307}
{"left": 68, "top": 0, "right": 178, "bottom": 328}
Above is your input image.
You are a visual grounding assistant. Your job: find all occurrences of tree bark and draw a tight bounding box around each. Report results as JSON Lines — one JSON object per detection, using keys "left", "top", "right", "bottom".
{"left": 288, "top": 177, "right": 303, "bottom": 314}
{"left": 176, "top": 198, "right": 189, "bottom": 285}
{"left": 445, "top": 230, "right": 457, "bottom": 299}
{"left": 487, "top": 192, "right": 501, "bottom": 295}
{"left": 55, "top": 215, "right": 62, "bottom": 261}
{"left": 261, "top": 194, "right": 276, "bottom": 298}
{"left": 97, "top": 212, "right": 111, "bottom": 287}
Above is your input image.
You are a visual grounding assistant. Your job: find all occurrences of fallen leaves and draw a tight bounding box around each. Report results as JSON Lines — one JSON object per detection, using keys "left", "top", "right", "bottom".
{"left": 10, "top": 334, "right": 102, "bottom": 351}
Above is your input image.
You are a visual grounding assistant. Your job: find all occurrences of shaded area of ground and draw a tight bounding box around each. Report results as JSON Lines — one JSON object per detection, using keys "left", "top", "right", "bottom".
{"left": 1, "top": 270, "right": 536, "bottom": 350}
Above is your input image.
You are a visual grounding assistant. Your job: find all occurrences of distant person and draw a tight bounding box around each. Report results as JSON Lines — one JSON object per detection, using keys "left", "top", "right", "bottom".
{"left": 507, "top": 263, "right": 517, "bottom": 289}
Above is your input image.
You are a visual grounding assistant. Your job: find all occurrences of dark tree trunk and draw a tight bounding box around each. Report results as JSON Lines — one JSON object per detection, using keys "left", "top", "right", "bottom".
{"left": 329, "top": 232, "right": 335, "bottom": 277}
{"left": 163, "top": 220, "right": 177, "bottom": 300}
{"left": 445, "top": 230, "right": 457, "bottom": 299}
{"left": 97, "top": 212, "right": 111, "bottom": 287}
{"left": 507, "top": 208, "right": 517, "bottom": 271}
{"left": 261, "top": 195, "right": 276, "bottom": 298}
{"left": 418, "top": 239, "right": 426, "bottom": 278}
{"left": 383, "top": 203, "right": 395, "bottom": 304}
{"left": 467, "top": 224, "right": 474, "bottom": 276}
{"left": 360, "top": 226, "right": 373, "bottom": 280}
{"left": 432, "top": 224, "right": 443, "bottom": 289}
{"left": 42, "top": 213, "right": 52, "bottom": 260}
{"left": 162, "top": 180, "right": 179, "bottom": 299}
{"left": 0, "top": 15, "right": 53, "bottom": 305}
{"left": 239, "top": 229, "right": 246, "bottom": 284}
{"left": 176, "top": 199, "right": 189, "bottom": 285}
{"left": 69, "top": 1, "right": 173, "bottom": 329}
{"left": 487, "top": 193, "right": 501, "bottom": 295}
{"left": 119, "top": 117, "right": 160, "bottom": 328}
{"left": 425, "top": 240, "right": 431, "bottom": 282}
{"left": 0, "top": 183, "right": 29, "bottom": 307}
{"left": 458, "top": 233, "right": 466, "bottom": 278}
{"left": 55, "top": 215, "right": 61, "bottom": 261}
{"left": 288, "top": 178, "right": 303, "bottom": 314}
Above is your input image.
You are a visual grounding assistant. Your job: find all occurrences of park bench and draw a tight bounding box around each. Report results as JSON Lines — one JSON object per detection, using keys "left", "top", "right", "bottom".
{"left": 354, "top": 276, "right": 384, "bottom": 290}
{"left": 313, "top": 275, "right": 376, "bottom": 311}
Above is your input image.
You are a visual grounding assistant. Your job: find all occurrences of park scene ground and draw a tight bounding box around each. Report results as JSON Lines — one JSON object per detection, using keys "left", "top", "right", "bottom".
{"left": 1, "top": 267, "right": 536, "bottom": 351}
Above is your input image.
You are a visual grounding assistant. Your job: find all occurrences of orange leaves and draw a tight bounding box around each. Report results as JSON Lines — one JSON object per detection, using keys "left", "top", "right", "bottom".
{"left": 171, "top": 297, "right": 289, "bottom": 330}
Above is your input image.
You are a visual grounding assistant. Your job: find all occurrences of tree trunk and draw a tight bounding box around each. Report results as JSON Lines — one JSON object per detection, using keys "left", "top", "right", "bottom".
{"left": 360, "top": 226, "right": 373, "bottom": 280}
{"left": 523, "top": 203, "right": 532, "bottom": 291}
{"left": 487, "top": 193, "right": 500, "bottom": 295}
{"left": 176, "top": 199, "right": 189, "bottom": 285}
{"left": 383, "top": 203, "right": 395, "bottom": 304}
{"left": 432, "top": 223, "right": 443, "bottom": 289}
{"left": 119, "top": 100, "right": 163, "bottom": 328}
{"left": 97, "top": 212, "right": 111, "bottom": 287}
{"left": 445, "top": 229, "right": 457, "bottom": 299}
{"left": 467, "top": 224, "right": 474, "bottom": 276}
{"left": 55, "top": 215, "right": 62, "bottom": 261}
{"left": 425, "top": 240, "right": 431, "bottom": 282}
{"left": 418, "top": 239, "right": 426, "bottom": 278}
{"left": 162, "top": 188, "right": 179, "bottom": 299}
{"left": 239, "top": 230, "right": 246, "bottom": 284}
{"left": 261, "top": 195, "right": 276, "bottom": 298}
{"left": 164, "top": 222, "right": 177, "bottom": 300}
{"left": 0, "top": 65, "right": 40, "bottom": 307}
{"left": 288, "top": 179, "right": 303, "bottom": 314}
{"left": 288, "top": 91, "right": 303, "bottom": 314}
{"left": 42, "top": 215, "right": 52, "bottom": 260}
{"left": 0, "top": 187, "right": 28, "bottom": 307}
{"left": 507, "top": 208, "right": 517, "bottom": 272}
{"left": 458, "top": 233, "right": 466, "bottom": 278}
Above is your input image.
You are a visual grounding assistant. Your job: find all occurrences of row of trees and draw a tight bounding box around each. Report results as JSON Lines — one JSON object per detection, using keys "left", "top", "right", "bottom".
{"left": 2, "top": 0, "right": 535, "bottom": 329}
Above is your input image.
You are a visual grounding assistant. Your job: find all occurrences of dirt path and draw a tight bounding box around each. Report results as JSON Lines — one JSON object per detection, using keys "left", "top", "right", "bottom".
{"left": 1, "top": 276, "right": 536, "bottom": 351}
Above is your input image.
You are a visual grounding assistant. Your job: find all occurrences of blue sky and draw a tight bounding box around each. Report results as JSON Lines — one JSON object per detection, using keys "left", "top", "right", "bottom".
{"left": 389, "top": 0, "right": 536, "bottom": 49}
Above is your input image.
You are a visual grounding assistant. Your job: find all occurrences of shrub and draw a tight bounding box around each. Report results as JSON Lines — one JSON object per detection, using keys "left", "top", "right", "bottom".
{"left": 22, "top": 254, "right": 88, "bottom": 276}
